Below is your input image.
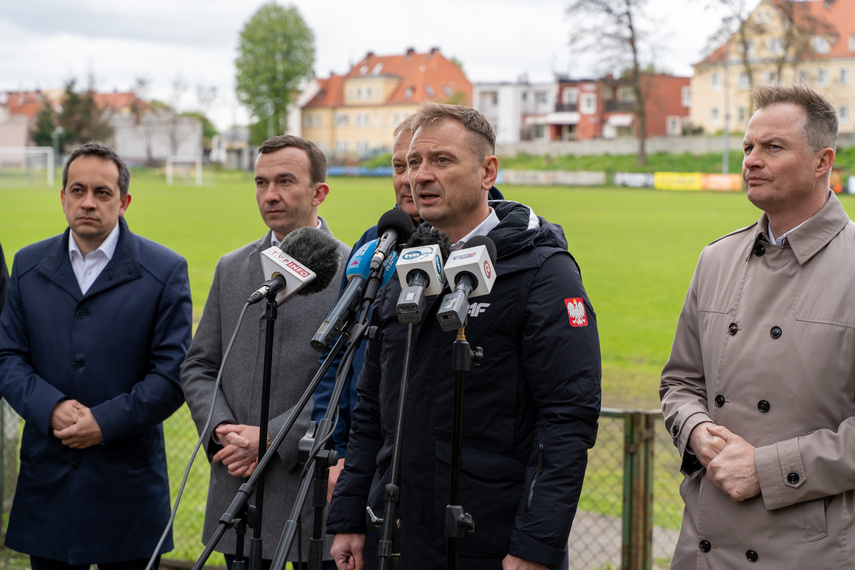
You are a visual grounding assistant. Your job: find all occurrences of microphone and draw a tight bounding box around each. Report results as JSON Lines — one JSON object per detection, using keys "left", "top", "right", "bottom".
{"left": 436, "top": 236, "right": 497, "bottom": 332}
{"left": 371, "top": 209, "right": 415, "bottom": 273}
{"left": 311, "top": 239, "right": 398, "bottom": 352}
{"left": 248, "top": 226, "right": 342, "bottom": 306}
{"left": 395, "top": 227, "right": 451, "bottom": 324}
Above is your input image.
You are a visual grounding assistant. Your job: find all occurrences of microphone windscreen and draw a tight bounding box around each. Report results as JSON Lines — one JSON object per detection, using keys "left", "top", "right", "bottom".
{"left": 376, "top": 208, "right": 416, "bottom": 240}
{"left": 464, "top": 235, "right": 497, "bottom": 263}
{"left": 278, "top": 227, "right": 342, "bottom": 296}
{"left": 404, "top": 225, "right": 452, "bottom": 262}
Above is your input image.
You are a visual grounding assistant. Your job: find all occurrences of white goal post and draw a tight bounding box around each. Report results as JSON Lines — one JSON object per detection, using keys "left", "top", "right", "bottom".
{"left": 165, "top": 155, "right": 203, "bottom": 186}
{"left": 0, "top": 146, "right": 55, "bottom": 187}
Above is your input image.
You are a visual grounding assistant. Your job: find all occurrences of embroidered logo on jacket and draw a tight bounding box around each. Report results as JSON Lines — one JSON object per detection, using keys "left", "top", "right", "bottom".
{"left": 564, "top": 298, "right": 588, "bottom": 327}
{"left": 468, "top": 302, "right": 490, "bottom": 317}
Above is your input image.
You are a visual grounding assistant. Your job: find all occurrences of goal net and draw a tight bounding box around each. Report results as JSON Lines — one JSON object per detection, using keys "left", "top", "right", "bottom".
{"left": 166, "top": 155, "right": 203, "bottom": 186}
{"left": 0, "top": 147, "right": 55, "bottom": 188}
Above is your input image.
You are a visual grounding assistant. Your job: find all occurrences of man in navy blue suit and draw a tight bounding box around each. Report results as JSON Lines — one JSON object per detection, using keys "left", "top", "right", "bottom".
{"left": 0, "top": 143, "right": 192, "bottom": 569}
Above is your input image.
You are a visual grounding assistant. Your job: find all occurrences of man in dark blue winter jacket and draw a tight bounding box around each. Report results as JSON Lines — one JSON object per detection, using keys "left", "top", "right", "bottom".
{"left": 327, "top": 103, "right": 601, "bottom": 570}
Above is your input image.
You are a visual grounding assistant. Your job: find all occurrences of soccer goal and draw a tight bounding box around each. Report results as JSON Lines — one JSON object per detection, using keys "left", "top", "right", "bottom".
{"left": 165, "top": 155, "right": 203, "bottom": 186}
{"left": 0, "top": 146, "right": 55, "bottom": 188}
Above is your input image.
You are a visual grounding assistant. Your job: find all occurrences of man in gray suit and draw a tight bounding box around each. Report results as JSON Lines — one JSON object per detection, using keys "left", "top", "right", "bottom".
{"left": 181, "top": 135, "right": 350, "bottom": 570}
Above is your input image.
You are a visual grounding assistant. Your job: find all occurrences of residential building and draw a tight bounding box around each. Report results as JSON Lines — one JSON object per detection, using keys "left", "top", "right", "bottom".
{"left": 0, "top": 88, "right": 202, "bottom": 164}
{"left": 690, "top": 0, "right": 855, "bottom": 134}
{"left": 539, "top": 73, "right": 690, "bottom": 142}
{"left": 474, "top": 78, "right": 556, "bottom": 144}
{"left": 300, "top": 47, "right": 472, "bottom": 159}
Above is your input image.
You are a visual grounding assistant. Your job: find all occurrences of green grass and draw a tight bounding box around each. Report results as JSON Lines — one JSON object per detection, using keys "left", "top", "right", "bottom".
{"left": 3, "top": 168, "right": 854, "bottom": 562}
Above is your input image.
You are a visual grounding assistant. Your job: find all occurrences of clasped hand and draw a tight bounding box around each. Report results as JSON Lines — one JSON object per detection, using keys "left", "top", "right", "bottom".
{"left": 689, "top": 422, "right": 760, "bottom": 501}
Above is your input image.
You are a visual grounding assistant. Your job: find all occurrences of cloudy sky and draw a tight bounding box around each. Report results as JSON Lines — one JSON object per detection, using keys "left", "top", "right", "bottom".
{"left": 0, "top": 0, "right": 738, "bottom": 130}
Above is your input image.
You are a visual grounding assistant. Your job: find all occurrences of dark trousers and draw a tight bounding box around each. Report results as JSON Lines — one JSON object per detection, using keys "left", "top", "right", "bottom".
{"left": 30, "top": 555, "right": 160, "bottom": 570}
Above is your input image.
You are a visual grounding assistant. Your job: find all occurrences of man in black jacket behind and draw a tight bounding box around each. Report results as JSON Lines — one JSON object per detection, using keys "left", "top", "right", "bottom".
{"left": 327, "top": 103, "right": 601, "bottom": 570}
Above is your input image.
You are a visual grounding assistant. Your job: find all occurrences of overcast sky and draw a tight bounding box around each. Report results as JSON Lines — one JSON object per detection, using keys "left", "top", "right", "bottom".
{"left": 0, "top": 0, "right": 739, "bottom": 130}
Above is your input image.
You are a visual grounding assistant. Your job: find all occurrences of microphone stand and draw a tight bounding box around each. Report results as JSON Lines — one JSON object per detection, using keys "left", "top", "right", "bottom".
{"left": 445, "top": 325, "right": 481, "bottom": 570}
{"left": 270, "top": 264, "right": 388, "bottom": 569}
{"left": 376, "top": 317, "right": 418, "bottom": 569}
{"left": 191, "top": 330, "right": 349, "bottom": 570}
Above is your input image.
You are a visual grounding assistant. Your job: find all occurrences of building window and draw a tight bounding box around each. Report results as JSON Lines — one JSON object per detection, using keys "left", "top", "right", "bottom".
{"left": 304, "top": 115, "right": 312, "bottom": 128}
{"left": 563, "top": 88, "right": 579, "bottom": 105}
{"left": 681, "top": 86, "right": 690, "bottom": 107}
{"left": 444, "top": 85, "right": 453, "bottom": 98}
{"left": 841, "top": 68, "right": 850, "bottom": 85}
{"left": 711, "top": 72, "right": 721, "bottom": 90}
{"left": 535, "top": 91, "right": 548, "bottom": 105}
{"left": 335, "top": 113, "right": 349, "bottom": 127}
{"left": 372, "top": 63, "right": 383, "bottom": 74}
{"left": 314, "top": 114, "right": 322, "bottom": 127}
{"left": 818, "top": 68, "right": 828, "bottom": 86}
{"left": 850, "top": 34, "right": 855, "bottom": 52}
{"left": 335, "top": 140, "right": 349, "bottom": 154}
{"left": 405, "top": 86, "right": 414, "bottom": 98}
{"left": 581, "top": 93, "right": 597, "bottom": 114}
{"left": 799, "top": 70, "right": 810, "bottom": 83}
{"left": 739, "top": 73, "right": 750, "bottom": 89}
{"left": 711, "top": 107, "right": 720, "bottom": 124}
{"left": 738, "top": 107, "right": 746, "bottom": 122}
{"left": 617, "top": 87, "right": 635, "bottom": 102}
{"left": 840, "top": 105, "right": 850, "bottom": 124}
{"left": 425, "top": 85, "right": 435, "bottom": 98}
{"left": 667, "top": 116, "right": 681, "bottom": 136}
{"left": 768, "top": 37, "right": 784, "bottom": 54}
{"left": 813, "top": 36, "right": 831, "bottom": 54}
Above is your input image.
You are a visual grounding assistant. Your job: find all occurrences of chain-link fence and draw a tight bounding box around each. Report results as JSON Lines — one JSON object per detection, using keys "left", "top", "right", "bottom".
{"left": 1, "top": 405, "right": 682, "bottom": 570}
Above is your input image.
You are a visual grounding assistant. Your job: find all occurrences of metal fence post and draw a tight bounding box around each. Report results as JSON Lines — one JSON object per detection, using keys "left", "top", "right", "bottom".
{"left": 621, "top": 411, "right": 656, "bottom": 570}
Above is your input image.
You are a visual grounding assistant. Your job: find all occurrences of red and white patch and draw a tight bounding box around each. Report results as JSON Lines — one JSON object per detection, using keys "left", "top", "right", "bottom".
{"left": 564, "top": 298, "right": 588, "bottom": 327}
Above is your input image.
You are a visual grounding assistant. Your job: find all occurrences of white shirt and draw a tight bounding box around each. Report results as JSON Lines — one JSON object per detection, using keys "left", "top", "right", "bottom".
{"left": 452, "top": 208, "right": 500, "bottom": 250}
{"left": 270, "top": 218, "right": 322, "bottom": 248}
{"left": 68, "top": 223, "right": 121, "bottom": 294}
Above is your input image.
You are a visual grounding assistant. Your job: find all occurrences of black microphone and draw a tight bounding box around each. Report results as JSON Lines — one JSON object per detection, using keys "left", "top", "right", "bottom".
{"left": 248, "top": 226, "right": 342, "bottom": 305}
{"left": 395, "top": 227, "right": 451, "bottom": 324}
{"left": 371, "top": 209, "right": 415, "bottom": 273}
{"left": 436, "top": 236, "right": 498, "bottom": 332}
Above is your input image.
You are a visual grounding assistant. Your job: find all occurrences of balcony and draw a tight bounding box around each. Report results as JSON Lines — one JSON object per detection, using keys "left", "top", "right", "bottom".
{"left": 555, "top": 103, "right": 578, "bottom": 112}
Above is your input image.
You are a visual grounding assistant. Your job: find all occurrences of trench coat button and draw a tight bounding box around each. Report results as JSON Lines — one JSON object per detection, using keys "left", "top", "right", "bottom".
{"left": 76, "top": 309, "right": 87, "bottom": 319}
{"left": 746, "top": 550, "right": 759, "bottom": 562}
{"left": 787, "top": 472, "right": 800, "bottom": 484}
{"left": 715, "top": 395, "right": 726, "bottom": 407}
{"left": 699, "top": 540, "right": 711, "bottom": 553}
{"left": 770, "top": 326, "right": 782, "bottom": 339}
{"left": 72, "top": 460, "right": 82, "bottom": 470}
{"left": 671, "top": 424, "right": 679, "bottom": 436}
{"left": 728, "top": 323, "right": 739, "bottom": 335}
{"left": 73, "top": 358, "right": 84, "bottom": 368}
{"left": 758, "top": 400, "right": 770, "bottom": 413}
{"left": 754, "top": 243, "right": 766, "bottom": 257}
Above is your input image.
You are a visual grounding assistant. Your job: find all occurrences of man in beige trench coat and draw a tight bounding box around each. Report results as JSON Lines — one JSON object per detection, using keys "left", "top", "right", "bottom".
{"left": 661, "top": 82, "right": 855, "bottom": 568}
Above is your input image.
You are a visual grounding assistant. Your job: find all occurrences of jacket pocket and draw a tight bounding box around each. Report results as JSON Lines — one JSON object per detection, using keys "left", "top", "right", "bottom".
{"left": 433, "top": 439, "right": 525, "bottom": 557}
{"left": 802, "top": 497, "right": 828, "bottom": 542}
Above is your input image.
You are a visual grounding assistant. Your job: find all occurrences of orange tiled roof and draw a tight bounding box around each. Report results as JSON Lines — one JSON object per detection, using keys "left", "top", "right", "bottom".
{"left": 304, "top": 48, "right": 472, "bottom": 108}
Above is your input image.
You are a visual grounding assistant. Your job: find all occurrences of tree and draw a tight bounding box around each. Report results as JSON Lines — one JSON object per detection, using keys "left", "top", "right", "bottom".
{"left": 55, "top": 78, "right": 113, "bottom": 152}
{"left": 29, "top": 100, "right": 58, "bottom": 147}
{"left": 235, "top": 2, "right": 315, "bottom": 144}
{"left": 566, "top": 0, "right": 654, "bottom": 165}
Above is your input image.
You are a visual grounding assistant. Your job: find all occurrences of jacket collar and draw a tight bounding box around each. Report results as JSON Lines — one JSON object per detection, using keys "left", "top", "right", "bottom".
{"left": 38, "top": 218, "right": 142, "bottom": 301}
{"left": 752, "top": 192, "right": 850, "bottom": 265}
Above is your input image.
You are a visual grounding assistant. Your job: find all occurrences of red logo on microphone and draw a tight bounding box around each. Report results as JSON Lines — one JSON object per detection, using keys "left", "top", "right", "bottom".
{"left": 483, "top": 260, "right": 492, "bottom": 279}
{"left": 286, "top": 260, "right": 310, "bottom": 278}
{"left": 564, "top": 298, "right": 588, "bottom": 327}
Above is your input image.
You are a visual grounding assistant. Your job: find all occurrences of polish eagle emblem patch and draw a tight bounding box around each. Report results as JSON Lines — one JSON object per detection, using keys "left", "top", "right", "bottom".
{"left": 564, "top": 298, "right": 588, "bottom": 327}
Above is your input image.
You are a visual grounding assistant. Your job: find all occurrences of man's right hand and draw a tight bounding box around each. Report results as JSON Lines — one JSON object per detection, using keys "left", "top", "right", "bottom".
{"left": 49, "top": 399, "right": 80, "bottom": 432}
{"left": 331, "top": 533, "right": 365, "bottom": 570}
{"left": 688, "top": 421, "right": 727, "bottom": 469}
